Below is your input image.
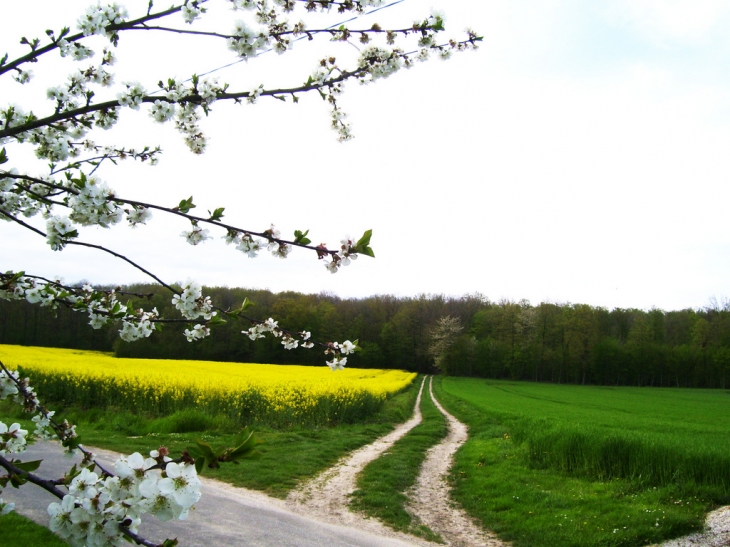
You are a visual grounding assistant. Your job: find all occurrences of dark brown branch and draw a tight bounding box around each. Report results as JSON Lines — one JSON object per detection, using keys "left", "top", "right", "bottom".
{"left": 0, "top": 3, "right": 195, "bottom": 77}
{"left": 0, "top": 210, "right": 177, "bottom": 294}
{"left": 3, "top": 173, "right": 342, "bottom": 258}
{"left": 0, "top": 68, "right": 363, "bottom": 139}
{"left": 0, "top": 454, "right": 67, "bottom": 499}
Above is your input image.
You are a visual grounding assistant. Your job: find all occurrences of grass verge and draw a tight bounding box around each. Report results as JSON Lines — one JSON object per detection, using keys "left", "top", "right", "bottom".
{"left": 0, "top": 374, "right": 422, "bottom": 499}
{"left": 0, "top": 512, "right": 69, "bottom": 547}
{"left": 432, "top": 376, "right": 716, "bottom": 547}
{"left": 350, "top": 377, "right": 448, "bottom": 542}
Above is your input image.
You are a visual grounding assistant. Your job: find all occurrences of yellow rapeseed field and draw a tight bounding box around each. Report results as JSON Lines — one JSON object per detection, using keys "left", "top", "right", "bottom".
{"left": 0, "top": 345, "right": 416, "bottom": 426}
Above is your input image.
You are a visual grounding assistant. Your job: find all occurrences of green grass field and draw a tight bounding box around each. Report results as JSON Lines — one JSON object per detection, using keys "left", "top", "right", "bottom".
{"left": 4, "top": 368, "right": 730, "bottom": 547}
{"left": 434, "top": 376, "right": 730, "bottom": 547}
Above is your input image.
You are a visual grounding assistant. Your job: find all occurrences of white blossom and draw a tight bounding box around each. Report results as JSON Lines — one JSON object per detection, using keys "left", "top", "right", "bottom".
{"left": 45, "top": 215, "right": 78, "bottom": 251}
{"left": 181, "top": 225, "right": 211, "bottom": 246}
{"left": 358, "top": 46, "right": 405, "bottom": 82}
{"left": 0, "top": 422, "right": 28, "bottom": 455}
{"left": 148, "top": 100, "right": 175, "bottom": 123}
{"left": 116, "top": 81, "right": 146, "bottom": 110}
{"left": 326, "top": 356, "right": 347, "bottom": 371}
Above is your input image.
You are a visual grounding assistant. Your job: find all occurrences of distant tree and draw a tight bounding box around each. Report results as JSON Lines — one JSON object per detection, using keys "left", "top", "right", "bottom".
{"left": 428, "top": 315, "right": 463, "bottom": 374}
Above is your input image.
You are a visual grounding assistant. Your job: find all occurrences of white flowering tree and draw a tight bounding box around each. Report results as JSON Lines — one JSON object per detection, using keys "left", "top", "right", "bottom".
{"left": 0, "top": 1, "right": 479, "bottom": 545}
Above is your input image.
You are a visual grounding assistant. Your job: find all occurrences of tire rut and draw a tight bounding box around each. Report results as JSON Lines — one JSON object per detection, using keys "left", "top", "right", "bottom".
{"left": 285, "top": 375, "right": 439, "bottom": 546}
{"left": 406, "top": 377, "right": 509, "bottom": 547}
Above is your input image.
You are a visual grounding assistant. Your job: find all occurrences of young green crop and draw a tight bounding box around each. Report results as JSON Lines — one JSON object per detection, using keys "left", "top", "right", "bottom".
{"left": 434, "top": 376, "right": 729, "bottom": 547}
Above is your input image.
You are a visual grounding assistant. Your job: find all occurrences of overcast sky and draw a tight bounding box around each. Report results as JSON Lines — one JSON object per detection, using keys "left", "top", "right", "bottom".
{"left": 3, "top": 0, "right": 730, "bottom": 312}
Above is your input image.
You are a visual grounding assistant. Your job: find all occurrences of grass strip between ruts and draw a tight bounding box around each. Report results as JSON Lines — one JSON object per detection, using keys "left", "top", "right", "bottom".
{"left": 349, "top": 376, "right": 449, "bottom": 543}
{"left": 432, "top": 376, "right": 715, "bottom": 547}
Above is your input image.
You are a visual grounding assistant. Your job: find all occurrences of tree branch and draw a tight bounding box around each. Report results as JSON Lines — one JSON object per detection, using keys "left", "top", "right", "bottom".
{"left": 0, "top": 69, "right": 364, "bottom": 140}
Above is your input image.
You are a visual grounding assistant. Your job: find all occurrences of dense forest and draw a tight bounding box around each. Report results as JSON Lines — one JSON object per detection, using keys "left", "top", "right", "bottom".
{"left": 1, "top": 284, "right": 729, "bottom": 388}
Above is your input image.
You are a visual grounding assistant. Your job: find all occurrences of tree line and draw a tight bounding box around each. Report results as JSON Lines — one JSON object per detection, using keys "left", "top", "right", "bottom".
{"left": 1, "top": 284, "right": 728, "bottom": 388}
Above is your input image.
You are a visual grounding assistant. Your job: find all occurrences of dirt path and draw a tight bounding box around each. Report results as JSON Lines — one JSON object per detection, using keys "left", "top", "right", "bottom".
{"left": 285, "top": 375, "right": 440, "bottom": 546}
{"left": 652, "top": 506, "right": 730, "bottom": 547}
{"left": 406, "top": 376, "right": 508, "bottom": 547}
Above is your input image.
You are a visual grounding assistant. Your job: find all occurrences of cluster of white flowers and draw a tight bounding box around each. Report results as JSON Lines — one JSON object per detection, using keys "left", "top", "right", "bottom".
{"left": 126, "top": 205, "right": 152, "bottom": 227}
{"left": 116, "top": 81, "right": 146, "bottom": 110}
{"left": 77, "top": 3, "right": 129, "bottom": 39}
{"left": 248, "top": 83, "right": 264, "bottom": 104}
{"left": 229, "top": 0, "right": 257, "bottom": 9}
{"left": 46, "top": 215, "right": 78, "bottom": 251}
{"left": 262, "top": 224, "right": 292, "bottom": 259}
{"left": 0, "top": 421, "right": 28, "bottom": 456}
{"left": 181, "top": 224, "right": 211, "bottom": 245}
{"left": 227, "top": 19, "right": 269, "bottom": 59}
{"left": 175, "top": 103, "right": 206, "bottom": 154}
{"left": 323, "top": 339, "right": 357, "bottom": 370}
{"left": 172, "top": 279, "right": 216, "bottom": 323}
{"left": 0, "top": 171, "right": 51, "bottom": 219}
{"left": 184, "top": 323, "right": 211, "bottom": 342}
{"left": 0, "top": 419, "right": 29, "bottom": 517}
{"left": 94, "top": 107, "right": 120, "bottom": 129}
{"left": 358, "top": 46, "right": 406, "bottom": 82}
{"left": 32, "top": 410, "right": 58, "bottom": 440}
{"left": 224, "top": 230, "right": 270, "bottom": 258}
{"left": 323, "top": 235, "right": 359, "bottom": 273}
{"left": 58, "top": 40, "right": 96, "bottom": 61}
{"left": 0, "top": 369, "right": 19, "bottom": 400}
{"left": 238, "top": 233, "right": 265, "bottom": 257}
{"left": 119, "top": 307, "right": 158, "bottom": 342}
{"left": 67, "top": 175, "right": 124, "bottom": 227}
{"left": 13, "top": 69, "right": 33, "bottom": 85}
{"left": 47, "top": 452, "right": 201, "bottom": 547}
{"left": 181, "top": 2, "right": 205, "bottom": 24}
{"left": 148, "top": 100, "right": 175, "bottom": 123}
{"left": 246, "top": 317, "right": 281, "bottom": 340}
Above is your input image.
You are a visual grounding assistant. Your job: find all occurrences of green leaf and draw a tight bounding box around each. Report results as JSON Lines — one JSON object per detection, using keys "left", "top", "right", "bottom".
{"left": 227, "top": 297, "right": 253, "bottom": 318}
{"left": 13, "top": 460, "right": 42, "bottom": 473}
{"left": 0, "top": 148, "right": 7, "bottom": 164}
{"left": 351, "top": 339, "right": 362, "bottom": 353}
{"left": 161, "top": 539, "right": 179, "bottom": 547}
{"left": 208, "top": 315, "right": 226, "bottom": 326}
{"left": 62, "top": 436, "right": 82, "bottom": 451}
{"left": 354, "top": 229, "right": 375, "bottom": 258}
{"left": 194, "top": 457, "right": 205, "bottom": 474}
{"left": 293, "top": 229, "right": 311, "bottom": 246}
{"left": 0, "top": 53, "right": 8, "bottom": 67}
{"left": 174, "top": 196, "right": 196, "bottom": 214}
{"left": 355, "top": 229, "right": 372, "bottom": 248}
{"left": 10, "top": 473, "right": 28, "bottom": 488}
{"left": 195, "top": 439, "right": 215, "bottom": 458}
{"left": 208, "top": 207, "right": 225, "bottom": 222}
{"left": 229, "top": 428, "right": 263, "bottom": 461}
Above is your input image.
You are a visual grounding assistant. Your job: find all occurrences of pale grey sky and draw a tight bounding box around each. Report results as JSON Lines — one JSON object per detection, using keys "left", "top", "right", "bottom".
{"left": 3, "top": 0, "right": 730, "bottom": 311}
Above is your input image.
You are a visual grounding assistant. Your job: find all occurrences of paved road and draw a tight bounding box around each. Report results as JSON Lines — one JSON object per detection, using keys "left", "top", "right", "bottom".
{"left": 5, "top": 441, "right": 421, "bottom": 547}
